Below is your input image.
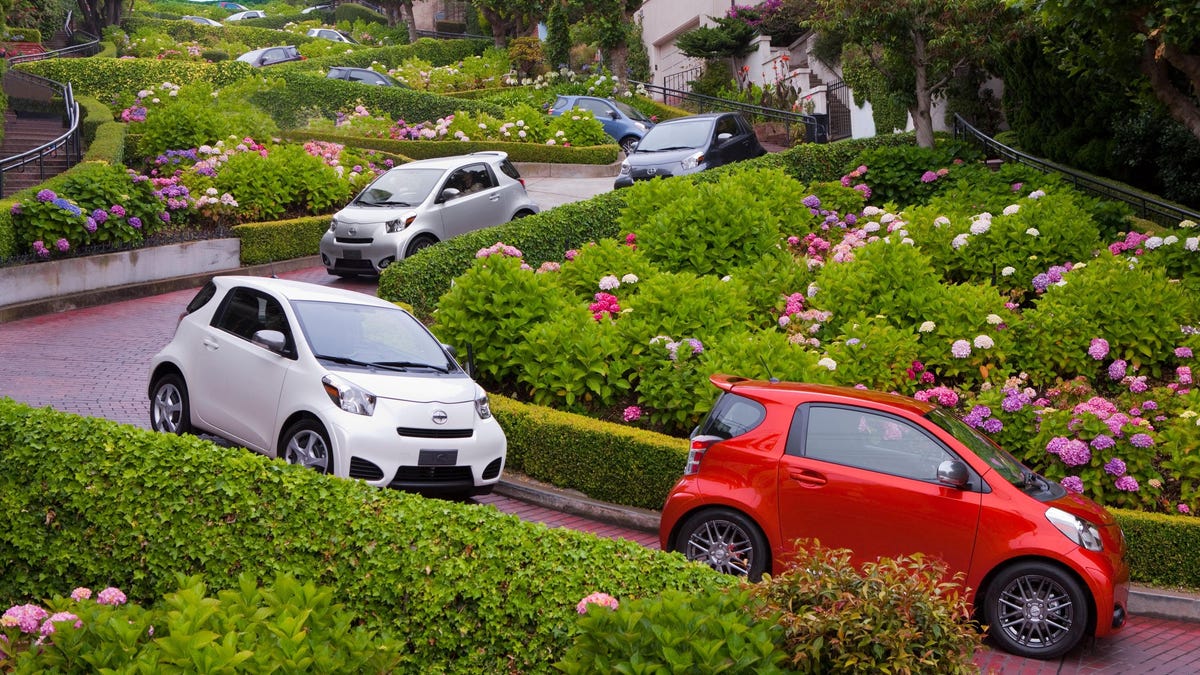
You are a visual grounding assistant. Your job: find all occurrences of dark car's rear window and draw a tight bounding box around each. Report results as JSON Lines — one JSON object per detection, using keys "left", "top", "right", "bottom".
{"left": 696, "top": 392, "right": 766, "bottom": 440}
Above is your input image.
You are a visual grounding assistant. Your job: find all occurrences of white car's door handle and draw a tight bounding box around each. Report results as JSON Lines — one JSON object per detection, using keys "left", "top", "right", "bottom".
{"left": 202, "top": 337, "right": 219, "bottom": 351}
{"left": 489, "top": 194, "right": 500, "bottom": 201}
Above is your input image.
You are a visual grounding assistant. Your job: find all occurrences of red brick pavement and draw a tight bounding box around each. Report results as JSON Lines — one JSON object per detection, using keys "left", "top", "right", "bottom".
{"left": 3, "top": 267, "right": 1200, "bottom": 672}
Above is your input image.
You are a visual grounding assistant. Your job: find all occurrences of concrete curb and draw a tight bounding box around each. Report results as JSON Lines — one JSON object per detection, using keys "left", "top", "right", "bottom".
{"left": 514, "top": 160, "right": 622, "bottom": 179}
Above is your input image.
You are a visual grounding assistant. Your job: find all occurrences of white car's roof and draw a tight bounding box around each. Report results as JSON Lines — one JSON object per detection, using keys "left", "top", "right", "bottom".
{"left": 212, "top": 276, "right": 400, "bottom": 310}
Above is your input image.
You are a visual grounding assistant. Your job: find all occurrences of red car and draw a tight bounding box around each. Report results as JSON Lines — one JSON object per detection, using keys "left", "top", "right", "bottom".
{"left": 660, "top": 374, "right": 1129, "bottom": 659}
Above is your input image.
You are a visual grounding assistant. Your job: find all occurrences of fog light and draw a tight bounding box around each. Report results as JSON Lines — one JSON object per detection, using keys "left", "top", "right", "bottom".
{"left": 321, "top": 253, "right": 331, "bottom": 265}
{"left": 1113, "top": 605, "right": 1126, "bottom": 628}
{"left": 379, "top": 256, "right": 395, "bottom": 269}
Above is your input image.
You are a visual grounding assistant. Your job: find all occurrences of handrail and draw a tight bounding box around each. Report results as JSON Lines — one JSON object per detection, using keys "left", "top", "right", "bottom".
{"left": 631, "top": 80, "right": 829, "bottom": 144}
{"left": 953, "top": 114, "right": 1200, "bottom": 227}
{"left": 415, "top": 29, "right": 491, "bottom": 41}
{"left": 6, "top": 31, "right": 101, "bottom": 65}
{"left": 0, "top": 72, "right": 82, "bottom": 197}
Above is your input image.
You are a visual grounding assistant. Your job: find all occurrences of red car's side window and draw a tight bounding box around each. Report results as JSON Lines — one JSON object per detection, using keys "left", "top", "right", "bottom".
{"left": 797, "top": 405, "right": 953, "bottom": 482}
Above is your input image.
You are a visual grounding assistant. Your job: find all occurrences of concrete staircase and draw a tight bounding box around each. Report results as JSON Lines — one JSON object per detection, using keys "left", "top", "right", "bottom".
{"left": 0, "top": 110, "right": 71, "bottom": 198}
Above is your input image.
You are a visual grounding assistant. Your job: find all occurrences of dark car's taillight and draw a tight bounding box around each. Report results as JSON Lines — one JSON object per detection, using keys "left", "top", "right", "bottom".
{"left": 685, "top": 435, "right": 723, "bottom": 475}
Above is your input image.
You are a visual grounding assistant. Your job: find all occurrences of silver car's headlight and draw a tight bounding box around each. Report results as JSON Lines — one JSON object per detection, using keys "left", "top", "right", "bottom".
{"left": 322, "top": 374, "right": 376, "bottom": 416}
{"left": 475, "top": 393, "right": 492, "bottom": 420}
{"left": 681, "top": 151, "right": 704, "bottom": 171}
{"left": 385, "top": 212, "right": 418, "bottom": 234}
{"left": 634, "top": 122, "right": 646, "bottom": 131}
{"left": 618, "top": 160, "right": 630, "bottom": 176}
{"left": 328, "top": 216, "right": 338, "bottom": 232}
{"left": 1046, "top": 507, "right": 1103, "bottom": 552}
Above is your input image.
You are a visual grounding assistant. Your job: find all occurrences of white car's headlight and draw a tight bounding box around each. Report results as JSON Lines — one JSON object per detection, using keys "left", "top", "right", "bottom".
{"left": 322, "top": 374, "right": 376, "bottom": 416}
{"left": 681, "top": 151, "right": 704, "bottom": 171}
{"left": 475, "top": 393, "right": 492, "bottom": 420}
{"left": 618, "top": 160, "right": 630, "bottom": 176}
{"left": 385, "top": 212, "right": 418, "bottom": 234}
{"left": 1046, "top": 507, "right": 1104, "bottom": 552}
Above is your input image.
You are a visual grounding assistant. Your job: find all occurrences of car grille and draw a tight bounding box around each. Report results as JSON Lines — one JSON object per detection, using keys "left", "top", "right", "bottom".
{"left": 632, "top": 169, "right": 674, "bottom": 180}
{"left": 396, "top": 427, "right": 473, "bottom": 439}
{"left": 481, "top": 457, "right": 503, "bottom": 480}
{"left": 335, "top": 236, "right": 373, "bottom": 244}
{"left": 390, "top": 465, "right": 474, "bottom": 484}
{"left": 349, "top": 456, "right": 384, "bottom": 481}
{"left": 332, "top": 259, "right": 376, "bottom": 271}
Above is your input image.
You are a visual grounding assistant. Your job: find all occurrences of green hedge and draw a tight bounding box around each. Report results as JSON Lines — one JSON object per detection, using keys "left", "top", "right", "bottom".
{"left": 494, "top": 396, "right": 686, "bottom": 510}
{"left": 77, "top": 95, "right": 113, "bottom": 147}
{"left": 1113, "top": 508, "right": 1200, "bottom": 589}
{"left": 232, "top": 215, "right": 330, "bottom": 265}
{"left": 378, "top": 189, "right": 628, "bottom": 317}
{"left": 83, "top": 120, "right": 128, "bottom": 164}
{"left": 333, "top": 2, "right": 388, "bottom": 25}
{"left": 2, "top": 27, "right": 41, "bottom": 42}
{"left": 120, "top": 16, "right": 320, "bottom": 49}
{"left": 0, "top": 200, "right": 14, "bottom": 259}
{"left": 279, "top": 36, "right": 490, "bottom": 72}
{"left": 250, "top": 70, "right": 505, "bottom": 129}
{"left": 280, "top": 129, "right": 619, "bottom": 164}
{"left": 15, "top": 58, "right": 256, "bottom": 103}
{"left": 0, "top": 399, "right": 724, "bottom": 671}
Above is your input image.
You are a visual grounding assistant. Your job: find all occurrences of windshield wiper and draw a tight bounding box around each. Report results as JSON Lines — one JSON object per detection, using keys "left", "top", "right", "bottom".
{"left": 642, "top": 146, "right": 694, "bottom": 152}
{"left": 375, "top": 200, "right": 411, "bottom": 206}
{"left": 313, "top": 354, "right": 410, "bottom": 373}
{"left": 372, "top": 360, "right": 450, "bottom": 373}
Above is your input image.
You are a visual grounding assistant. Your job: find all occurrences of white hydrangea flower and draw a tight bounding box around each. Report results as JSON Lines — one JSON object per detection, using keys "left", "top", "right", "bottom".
{"left": 721, "top": 275, "right": 732, "bottom": 282}
{"left": 1145, "top": 236, "right": 1164, "bottom": 249}
{"left": 1028, "top": 189, "right": 1046, "bottom": 199}
{"left": 1180, "top": 219, "right": 1197, "bottom": 229}
{"left": 1164, "top": 235, "right": 1178, "bottom": 245}
{"left": 901, "top": 237, "right": 915, "bottom": 246}
{"left": 817, "top": 357, "right": 837, "bottom": 371}
{"left": 863, "top": 222, "right": 880, "bottom": 233}
{"left": 1185, "top": 237, "right": 1199, "bottom": 251}
{"left": 598, "top": 275, "right": 619, "bottom": 290}
{"left": 969, "top": 220, "right": 991, "bottom": 235}
{"left": 880, "top": 213, "right": 896, "bottom": 224}
{"left": 1003, "top": 204, "right": 1020, "bottom": 216}
{"left": 1001, "top": 266, "right": 1016, "bottom": 276}
{"left": 918, "top": 321, "right": 936, "bottom": 333}
{"left": 1025, "top": 228, "right": 1040, "bottom": 237}
{"left": 974, "top": 334, "right": 995, "bottom": 349}
{"left": 951, "top": 233, "right": 970, "bottom": 249}
{"left": 933, "top": 216, "right": 950, "bottom": 227}
{"left": 862, "top": 206, "right": 883, "bottom": 217}
{"left": 986, "top": 313, "right": 1003, "bottom": 325}
{"left": 621, "top": 273, "right": 639, "bottom": 284}
{"left": 807, "top": 282, "right": 820, "bottom": 297}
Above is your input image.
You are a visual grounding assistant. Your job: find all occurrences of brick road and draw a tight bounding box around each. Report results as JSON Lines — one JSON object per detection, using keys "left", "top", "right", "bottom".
{"left": 2, "top": 267, "right": 1200, "bottom": 672}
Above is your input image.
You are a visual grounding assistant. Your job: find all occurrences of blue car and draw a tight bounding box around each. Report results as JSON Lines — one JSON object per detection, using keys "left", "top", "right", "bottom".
{"left": 547, "top": 95, "right": 654, "bottom": 154}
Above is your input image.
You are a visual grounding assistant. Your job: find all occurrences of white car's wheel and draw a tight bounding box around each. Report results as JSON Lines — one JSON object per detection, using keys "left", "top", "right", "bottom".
{"left": 281, "top": 419, "right": 333, "bottom": 474}
{"left": 150, "top": 373, "right": 191, "bottom": 435}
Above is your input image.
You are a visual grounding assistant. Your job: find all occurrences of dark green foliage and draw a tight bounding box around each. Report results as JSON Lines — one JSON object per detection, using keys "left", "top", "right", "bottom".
{"left": 15, "top": 58, "right": 254, "bottom": 103}
{"left": 290, "top": 37, "right": 490, "bottom": 72}
{"left": 249, "top": 71, "right": 505, "bottom": 129}
{"left": 232, "top": 216, "right": 332, "bottom": 265}
{"left": 1112, "top": 105, "right": 1200, "bottom": 209}
{"left": 1115, "top": 508, "right": 1200, "bottom": 589}
{"left": 279, "top": 129, "right": 619, "bottom": 164}
{"left": 556, "top": 587, "right": 787, "bottom": 674}
{"left": 82, "top": 121, "right": 127, "bottom": 164}
{"left": 76, "top": 96, "right": 112, "bottom": 147}
{"left": 333, "top": 2, "right": 387, "bottom": 26}
{"left": 750, "top": 543, "right": 982, "bottom": 673}
{"left": 545, "top": 2, "right": 571, "bottom": 69}
{"left": 377, "top": 190, "right": 628, "bottom": 318}
{"left": 0, "top": 400, "right": 724, "bottom": 672}
{"left": 676, "top": 16, "right": 758, "bottom": 59}
{"left": 852, "top": 142, "right": 983, "bottom": 206}
{"left": 687, "top": 59, "right": 735, "bottom": 98}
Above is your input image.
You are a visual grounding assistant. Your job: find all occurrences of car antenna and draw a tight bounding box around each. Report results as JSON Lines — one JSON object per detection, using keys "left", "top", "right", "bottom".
{"left": 758, "top": 356, "right": 780, "bottom": 383}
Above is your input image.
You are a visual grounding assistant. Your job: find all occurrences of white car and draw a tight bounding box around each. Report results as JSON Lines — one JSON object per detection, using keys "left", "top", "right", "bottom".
{"left": 148, "top": 276, "right": 507, "bottom": 497}
{"left": 225, "top": 9, "right": 266, "bottom": 21}
{"left": 307, "top": 27, "right": 357, "bottom": 44}
{"left": 182, "top": 15, "right": 223, "bottom": 27}
{"left": 320, "top": 151, "right": 540, "bottom": 276}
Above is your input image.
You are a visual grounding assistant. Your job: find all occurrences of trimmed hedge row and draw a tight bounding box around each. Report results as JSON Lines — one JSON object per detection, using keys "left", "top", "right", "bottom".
{"left": 0, "top": 399, "right": 725, "bottom": 671}
{"left": 279, "top": 37, "right": 491, "bottom": 72}
{"left": 77, "top": 96, "right": 112, "bottom": 147}
{"left": 494, "top": 396, "right": 686, "bottom": 510}
{"left": 15, "top": 58, "right": 255, "bottom": 103}
{"left": 83, "top": 120, "right": 127, "bottom": 165}
{"left": 231, "top": 215, "right": 331, "bottom": 265}
{"left": 120, "top": 16, "right": 320, "bottom": 50}
{"left": 378, "top": 189, "right": 628, "bottom": 317}
{"left": 249, "top": 70, "right": 506, "bottom": 129}
{"left": 280, "top": 129, "right": 620, "bottom": 164}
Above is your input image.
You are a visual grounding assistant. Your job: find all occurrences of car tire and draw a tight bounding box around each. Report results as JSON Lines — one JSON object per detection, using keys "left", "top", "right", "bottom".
{"left": 511, "top": 210, "right": 534, "bottom": 220}
{"left": 149, "top": 373, "right": 191, "bottom": 435}
{"left": 405, "top": 234, "right": 437, "bottom": 258}
{"left": 673, "top": 508, "right": 768, "bottom": 580}
{"left": 983, "top": 561, "right": 1089, "bottom": 659}
{"left": 619, "top": 135, "right": 639, "bottom": 155}
{"left": 280, "top": 419, "right": 333, "bottom": 474}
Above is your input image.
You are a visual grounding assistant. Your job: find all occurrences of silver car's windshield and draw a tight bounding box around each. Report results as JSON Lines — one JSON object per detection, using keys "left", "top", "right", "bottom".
{"left": 635, "top": 119, "right": 712, "bottom": 152}
{"left": 292, "top": 300, "right": 454, "bottom": 372}
{"left": 354, "top": 167, "right": 444, "bottom": 206}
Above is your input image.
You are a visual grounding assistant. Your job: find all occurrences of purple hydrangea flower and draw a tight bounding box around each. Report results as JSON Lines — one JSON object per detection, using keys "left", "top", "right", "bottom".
{"left": 802, "top": 194, "right": 820, "bottom": 209}
{"left": 920, "top": 170, "right": 938, "bottom": 183}
{"left": 1176, "top": 347, "right": 1194, "bottom": 359}
{"left": 92, "top": 208, "right": 109, "bottom": 224}
{"left": 1090, "top": 434, "right": 1116, "bottom": 450}
{"left": 97, "top": 587, "right": 127, "bottom": 606}
{"left": 1031, "top": 273, "right": 1051, "bottom": 292}
{"left": 1115, "top": 475, "right": 1139, "bottom": 492}
{"left": 10, "top": 202, "right": 21, "bottom": 215}
{"left": 1129, "top": 433, "right": 1154, "bottom": 448}
{"left": 981, "top": 417, "right": 1003, "bottom": 434}
{"left": 159, "top": 211, "right": 170, "bottom": 223}
{"left": 1108, "top": 360, "right": 1127, "bottom": 380}
{"left": 1061, "top": 476, "right": 1084, "bottom": 493}
{"left": 1104, "top": 458, "right": 1126, "bottom": 476}
{"left": 1060, "top": 440, "right": 1091, "bottom": 466}
{"left": 56, "top": 238, "right": 69, "bottom": 252}
{"left": 36, "top": 188, "right": 56, "bottom": 202}
{"left": 950, "top": 339, "right": 971, "bottom": 358}
{"left": 40, "top": 611, "right": 81, "bottom": 635}
{"left": 1180, "top": 366, "right": 1193, "bottom": 385}
{"left": 85, "top": 217, "right": 98, "bottom": 233}
{"left": 1045, "top": 436, "right": 1070, "bottom": 455}
{"left": 1087, "top": 338, "right": 1109, "bottom": 360}
{"left": 110, "top": 204, "right": 126, "bottom": 217}
{"left": 129, "top": 216, "right": 142, "bottom": 229}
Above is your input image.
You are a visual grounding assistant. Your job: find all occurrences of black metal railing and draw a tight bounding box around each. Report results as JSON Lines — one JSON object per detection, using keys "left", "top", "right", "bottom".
{"left": 414, "top": 29, "right": 491, "bottom": 41}
{"left": 953, "top": 114, "right": 1200, "bottom": 227}
{"left": 661, "top": 66, "right": 702, "bottom": 104}
{"left": 0, "top": 72, "right": 82, "bottom": 197}
{"left": 826, "top": 79, "right": 854, "bottom": 142}
{"left": 7, "top": 11, "right": 101, "bottom": 65}
{"left": 633, "top": 80, "right": 828, "bottom": 144}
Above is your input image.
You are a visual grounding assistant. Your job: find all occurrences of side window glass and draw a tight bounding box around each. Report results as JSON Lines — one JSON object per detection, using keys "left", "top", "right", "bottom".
{"left": 716, "top": 116, "right": 738, "bottom": 138}
{"left": 213, "top": 288, "right": 292, "bottom": 350}
{"left": 185, "top": 281, "right": 217, "bottom": 314}
{"left": 697, "top": 393, "right": 766, "bottom": 440}
{"left": 446, "top": 164, "right": 493, "bottom": 196}
{"left": 802, "top": 405, "right": 952, "bottom": 482}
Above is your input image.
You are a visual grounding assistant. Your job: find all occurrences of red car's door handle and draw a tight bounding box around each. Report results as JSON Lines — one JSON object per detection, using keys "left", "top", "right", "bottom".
{"left": 788, "top": 470, "right": 827, "bottom": 487}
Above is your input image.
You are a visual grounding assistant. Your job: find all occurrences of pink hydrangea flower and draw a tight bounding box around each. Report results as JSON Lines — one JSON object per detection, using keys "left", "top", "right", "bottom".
{"left": 3, "top": 604, "right": 48, "bottom": 633}
{"left": 1179, "top": 367, "right": 1193, "bottom": 385}
{"left": 70, "top": 587, "right": 92, "bottom": 601}
{"left": 40, "top": 612, "right": 81, "bottom": 635}
{"left": 1179, "top": 504, "right": 1191, "bottom": 515}
{"left": 97, "top": 587, "right": 127, "bottom": 606}
{"left": 1061, "top": 476, "right": 1083, "bottom": 493}
{"left": 1114, "top": 475, "right": 1139, "bottom": 491}
{"left": 576, "top": 592, "right": 619, "bottom": 614}
{"left": 1176, "top": 347, "right": 1193, "bottom": 359}
{"left": 1087, "top": 338, "right": 1109, "bottom": 360}
{"left": 622, "top": 406, "right": 641, "bottom": 422}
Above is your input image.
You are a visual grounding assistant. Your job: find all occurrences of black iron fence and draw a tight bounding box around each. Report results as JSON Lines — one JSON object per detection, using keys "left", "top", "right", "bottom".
{"left": 953, "top": 114, "right": 1200, "bottom": 227}
{"left": 660, "top": 66, "right": 702, "bottom": 105}
{"left": 0, "top": 72, "right": 82, "bottom": 198}
{"left": 633, "top": 80, "right": 828, "bottom": 144}
{"left": 7, "top": 12, "right": 100, "bottom": 65}
{"left": 825, "top": 79, "right": 853, "bottom": 142}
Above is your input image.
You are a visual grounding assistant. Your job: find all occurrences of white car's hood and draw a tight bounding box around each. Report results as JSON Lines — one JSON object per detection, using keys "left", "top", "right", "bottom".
{"left": 339, "top": 371, "right": 477, "bottom": 404}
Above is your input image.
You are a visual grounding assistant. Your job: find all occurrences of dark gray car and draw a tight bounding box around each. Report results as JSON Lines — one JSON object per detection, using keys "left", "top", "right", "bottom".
{"left": 614, "top": 112, "right": 766, "bottom": 189}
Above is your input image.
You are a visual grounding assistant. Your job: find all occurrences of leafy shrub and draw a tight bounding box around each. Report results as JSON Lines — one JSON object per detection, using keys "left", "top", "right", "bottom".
{"left": 516, "top": 307, "right": 635, "bottom": 414}
{"left": 5, "top": 574, "right": 403, "bottom": 672}
{"left": 825, "top": 314, "right": 924, "bottom": 392}
{"left": 288, "top": 37, "right": 490, "bottom": 73}
{"left": 507, "top": 36, "right": 545, "bottom": 78}
{"left": 556, "top": 586, "right": 787, "bottom": 674}
{"left": 132, "top": 81, "right": 278, "bottom": 161}
{"left": 555, "top": 238, "right": 659, "bottom": 299}
{"left": 811, "top": 237, "right": 945, "bottom": 334}
{"left": 215, "top": 143, "right": 348, "bottom": 221}
{"left": 749, "top": 542, "right": 981, "bottom": 674}
{"left": 15, "top": 57, "right": 254, "bottom": 104}
{"left": 852, "top": 143, "right": 982, "bottom": 206}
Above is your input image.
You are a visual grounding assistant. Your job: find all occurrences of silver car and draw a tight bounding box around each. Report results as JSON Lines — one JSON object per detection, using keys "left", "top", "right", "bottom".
{"left": 320, "top": 152, "right": 540, "bottom": 277}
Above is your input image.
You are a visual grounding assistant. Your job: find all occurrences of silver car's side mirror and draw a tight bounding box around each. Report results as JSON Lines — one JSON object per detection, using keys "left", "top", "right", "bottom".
{"left": 937, "top": 459, "right": 970, "bottom": 488}
{"left": 717, "top": 132, "right": 733, "bottom": 144}
{"left": 439, "top": 187, "right": 461, "bottom": 203}
{"left": 252, "top": 329, "right": 287, "bottom": 354}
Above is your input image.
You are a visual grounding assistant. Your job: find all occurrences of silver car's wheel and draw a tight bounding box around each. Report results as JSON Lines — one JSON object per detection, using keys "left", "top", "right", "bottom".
{"left": 281, "top": 420, "right": 333, "bottom": 474}
{"left": 149, "top": 374, "right": 191, "bottom": 435}
{"left": 406, "top": 234, "right": 437, "bottom": 258}
{"left": 674, "top": 508, "right": 768, "bottom": 580}
{"left": 619, "top": 135, "right": 639, "bottom": 155}
{"left": 984, "top": 562, "right": 1088, "bottom": 659}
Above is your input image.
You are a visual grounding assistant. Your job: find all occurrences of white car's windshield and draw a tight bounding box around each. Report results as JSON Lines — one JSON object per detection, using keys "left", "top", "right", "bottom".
{"left": 353, "top": 168, "right": 444, "bottom": 206}
{"left": 635, "top": 119, "right": 712, "bottom": 152}
{"left": 292, "top": 300, "right": 453, "bottom": 372}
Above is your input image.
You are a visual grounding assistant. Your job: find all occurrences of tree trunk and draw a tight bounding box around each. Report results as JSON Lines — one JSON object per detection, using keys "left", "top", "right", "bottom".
{"left": 402, "top": 2, "right": 418, "bottom": 43}
{"left": 477, "top": 6, "right": 509, "bottom": 48}
{"left": 609, "top": 44, "right": 629, "bottom": 87}
{"left": 1142, "top": 42, "right": 1200, "bottom": 143}
{"left": 910, "top": 30, "right": 935, "bottom": 148}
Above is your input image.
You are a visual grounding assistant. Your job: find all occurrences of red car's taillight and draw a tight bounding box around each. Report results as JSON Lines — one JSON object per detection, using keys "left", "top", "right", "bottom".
{"left": 685, "top": 436, "right": 721, "bottom": 475}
